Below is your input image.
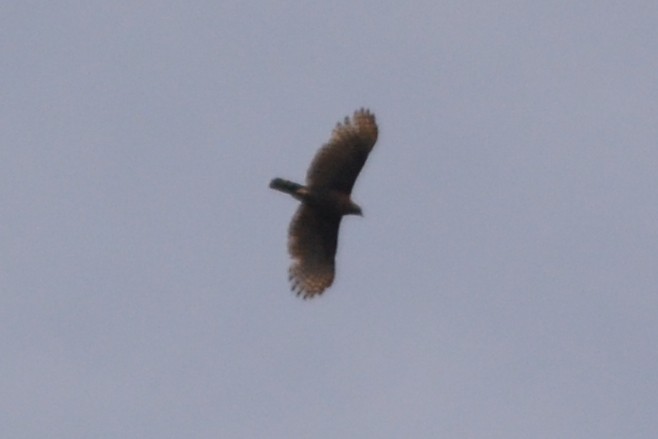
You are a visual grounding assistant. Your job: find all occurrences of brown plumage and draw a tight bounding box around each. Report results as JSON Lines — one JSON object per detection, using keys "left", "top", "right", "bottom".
{"left": 270, "top": 108, "right": 378, "bottom": 298}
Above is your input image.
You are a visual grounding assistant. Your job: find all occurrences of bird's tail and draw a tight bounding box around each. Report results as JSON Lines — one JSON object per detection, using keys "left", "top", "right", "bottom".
{"left": 269, "top": 178, "right": 304, "bottom": 195}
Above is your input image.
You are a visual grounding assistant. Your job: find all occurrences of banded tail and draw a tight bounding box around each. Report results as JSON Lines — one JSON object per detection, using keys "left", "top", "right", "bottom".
{"left": 269, "top": 178, "right": 304, "bottom": 195}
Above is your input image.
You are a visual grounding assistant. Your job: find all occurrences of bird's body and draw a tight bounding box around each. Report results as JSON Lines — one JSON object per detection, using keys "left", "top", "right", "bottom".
{"left": 270, "top": 109, "right": 378, "bottom": 298}
{"left": 270, "top": 178, "right": 360, "bottom": 216}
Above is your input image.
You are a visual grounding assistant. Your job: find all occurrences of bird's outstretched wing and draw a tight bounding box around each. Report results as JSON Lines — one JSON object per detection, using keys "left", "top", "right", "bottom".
{"left": 305, "top": 109, "right": 378, "bottom": 194}
{"left": 287, "top": 204, "right": 341, "bottom": 298}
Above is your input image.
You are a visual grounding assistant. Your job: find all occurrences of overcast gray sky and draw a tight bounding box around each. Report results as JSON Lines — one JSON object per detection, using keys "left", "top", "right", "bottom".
{"left": 3, "top": 1, "right": 658, "bottom": 438}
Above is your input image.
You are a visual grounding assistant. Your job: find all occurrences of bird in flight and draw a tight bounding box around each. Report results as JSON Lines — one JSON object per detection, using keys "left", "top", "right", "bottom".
{"left": 270, "top": 108, "right": 379, "bottom": 299}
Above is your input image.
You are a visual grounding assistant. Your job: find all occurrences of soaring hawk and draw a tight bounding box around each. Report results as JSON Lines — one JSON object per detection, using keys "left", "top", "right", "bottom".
{"left": 269, "top": 108, "right": 378, "bottom": 298}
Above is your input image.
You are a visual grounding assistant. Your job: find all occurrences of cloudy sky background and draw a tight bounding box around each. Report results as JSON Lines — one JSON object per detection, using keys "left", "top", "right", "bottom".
{"left": 3, "top": 1, "right": 658, "bottom": 438}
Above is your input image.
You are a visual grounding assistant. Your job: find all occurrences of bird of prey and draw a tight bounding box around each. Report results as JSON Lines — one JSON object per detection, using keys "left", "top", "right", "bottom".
{"left": 270, "top": 108, "right": 378, "bottom": 299}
